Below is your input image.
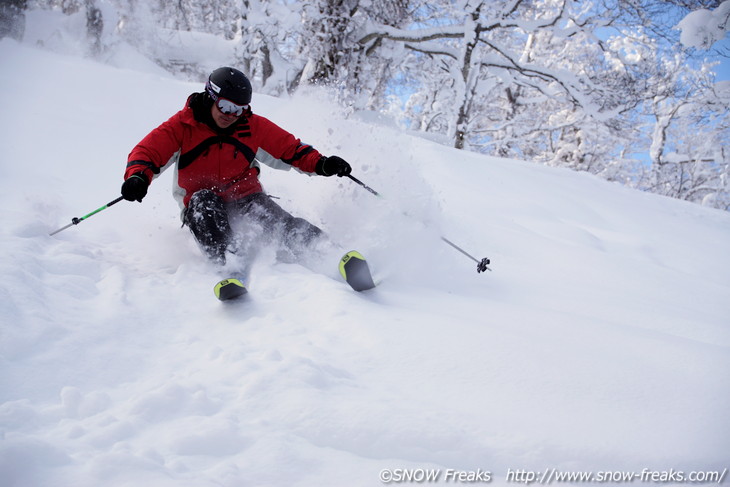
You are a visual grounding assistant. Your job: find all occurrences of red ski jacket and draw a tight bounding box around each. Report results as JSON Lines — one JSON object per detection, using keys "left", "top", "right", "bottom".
{"left": 125, "top": 93, "right": 323, "bottom": 208}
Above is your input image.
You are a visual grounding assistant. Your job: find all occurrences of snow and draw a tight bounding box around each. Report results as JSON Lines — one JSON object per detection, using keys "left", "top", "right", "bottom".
{"left": 1, "top": 39, "right": 730, "bottom": 487}
{"left": 677, "top": 1, "right": 730, "bottom": 50}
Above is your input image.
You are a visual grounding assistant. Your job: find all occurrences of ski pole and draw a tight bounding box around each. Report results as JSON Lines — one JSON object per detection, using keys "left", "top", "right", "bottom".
{"left": 440, "top": 236, "right": 491, "bottom": 273}
{"left": 346, "top": 174, "right": 491, "bottom": 273}
{"left": 347, "top": 174, "right": 381, "bottom": 197}
{"left": 49, "top": 196, "right": 125, "bottom": 236}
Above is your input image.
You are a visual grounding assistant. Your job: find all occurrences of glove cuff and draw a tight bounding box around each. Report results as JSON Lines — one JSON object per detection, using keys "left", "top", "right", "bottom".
{"left": 315, "top": 156, "right": 331, "bottom": 176}
{"left": 128, "top": 172, "right": 150, "bottom": 185}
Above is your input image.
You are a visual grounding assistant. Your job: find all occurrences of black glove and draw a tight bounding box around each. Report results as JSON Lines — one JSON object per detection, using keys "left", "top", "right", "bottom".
{"left": 316, "top": 156, "right": 352, "bottom": 177}
{"left": 121, "top": 173, "right": 149, "bottom": 202}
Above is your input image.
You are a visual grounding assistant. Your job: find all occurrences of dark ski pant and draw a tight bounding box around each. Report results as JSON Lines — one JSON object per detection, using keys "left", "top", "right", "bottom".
{"left": 183, "top": 189, "right": 324, "bottom": 265}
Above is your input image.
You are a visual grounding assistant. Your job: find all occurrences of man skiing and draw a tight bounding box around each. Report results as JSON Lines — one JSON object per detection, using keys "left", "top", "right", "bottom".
{"left": 121, "top": 66, "right": 374, "bottom": 299}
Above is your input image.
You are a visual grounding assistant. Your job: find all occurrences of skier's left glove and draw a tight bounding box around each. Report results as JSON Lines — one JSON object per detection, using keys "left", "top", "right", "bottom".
{"left": 121, "top": 173, "right": 150, "bottom": 202}
{"left": 316, "top": 156, "right": 352, "bottom": 177}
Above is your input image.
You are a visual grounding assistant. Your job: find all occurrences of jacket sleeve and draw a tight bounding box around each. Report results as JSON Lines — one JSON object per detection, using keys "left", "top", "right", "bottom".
{"left": 253, "top": 115, "right": 323, "bottom": 174}
{"left": 125, "top": 110, "right": 187, "bottom": 182}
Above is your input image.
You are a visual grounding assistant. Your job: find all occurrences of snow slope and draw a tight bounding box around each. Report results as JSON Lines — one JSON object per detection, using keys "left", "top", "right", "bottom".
{"left": 1, "top": 40, "right": 729, "bottom": 487}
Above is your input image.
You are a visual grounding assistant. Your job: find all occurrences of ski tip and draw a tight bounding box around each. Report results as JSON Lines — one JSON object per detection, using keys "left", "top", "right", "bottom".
{"left": 214, "top": 278, "right": 248, "bottom": 301}
{"left": 339, "top": 250, "right": 376, "bottom": 292}
{"left": 339, "top": 250, "right": 366, "bottom": 278}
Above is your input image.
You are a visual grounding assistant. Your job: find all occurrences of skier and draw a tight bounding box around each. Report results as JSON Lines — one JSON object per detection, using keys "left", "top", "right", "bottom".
{"left": 121, "top": 66, "right": 373, "bottom": 298}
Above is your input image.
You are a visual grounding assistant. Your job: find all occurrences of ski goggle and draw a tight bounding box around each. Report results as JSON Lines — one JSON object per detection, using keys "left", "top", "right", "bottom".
{"left": 214, "top": 97, "right": 248, "bottom": 117}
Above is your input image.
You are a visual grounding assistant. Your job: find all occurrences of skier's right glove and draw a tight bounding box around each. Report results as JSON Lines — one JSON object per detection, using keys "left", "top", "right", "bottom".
{"left": 316, "top": 156, "right": 352, "bottom": 177}
{"left": 121, "top": 173, "right": 150, "bottom": 202}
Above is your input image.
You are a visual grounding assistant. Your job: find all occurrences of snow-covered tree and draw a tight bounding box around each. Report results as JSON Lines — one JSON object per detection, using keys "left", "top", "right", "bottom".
{"left": 647, "top": 65, "right": 730, "bottom": 207}
{"left": 0, "top": 0, "right": 27, "bottom": 41}
{"left": 85, "top": 0, "right": 102, "bottom": 57}
{"left": 17, "top": 0, "right": 730, "bottom": 209}
{"left": 234, "top": 0, "right": 305, "bottom": 95}
{"left": 294, "top": 0, "right": 414, "bottom": 110}
{"left": 362, "top": 1, "right": 655, "bottom": 161}
{"left": 677, "top": 0, "right": 730, "bottom": 50}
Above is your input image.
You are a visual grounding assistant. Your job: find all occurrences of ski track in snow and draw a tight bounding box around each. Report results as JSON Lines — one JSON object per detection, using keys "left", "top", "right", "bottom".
{"left": 1, "top": 41, "right": 729, "bottom": 487}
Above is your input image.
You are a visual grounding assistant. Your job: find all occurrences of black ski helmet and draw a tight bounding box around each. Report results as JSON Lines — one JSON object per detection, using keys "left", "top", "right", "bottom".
{"left": 205, "top": 67, "right": 252, "bottom": 106}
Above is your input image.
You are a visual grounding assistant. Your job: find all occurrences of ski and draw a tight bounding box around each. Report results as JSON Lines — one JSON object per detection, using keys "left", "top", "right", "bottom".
{"left": 214, "top": 251, "right": 374, "bottom": 300}
{"left": 214, "top": 278, "right": 248, "bottom": 301}
{"left": 339, "top": 250, "right": 376, "bottom": 292}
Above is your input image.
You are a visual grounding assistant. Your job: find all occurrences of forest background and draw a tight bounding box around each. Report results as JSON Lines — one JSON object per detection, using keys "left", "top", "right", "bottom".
{"left": 2, "top": 0, "right": 729, "bottom": 210}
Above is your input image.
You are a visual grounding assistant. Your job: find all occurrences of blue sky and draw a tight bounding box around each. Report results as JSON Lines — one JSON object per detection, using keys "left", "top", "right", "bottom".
{"left": 713, "top": 37, "right": 730, "bottom": 80}
{"left": 715, "top": 61, "right": 729, "bottom": 80}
